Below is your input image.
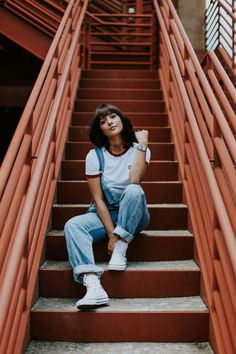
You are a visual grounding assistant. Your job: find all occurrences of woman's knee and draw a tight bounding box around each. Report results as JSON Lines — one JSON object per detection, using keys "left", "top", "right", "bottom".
{"left": 124, "top": 184, "right": 144, "bottom": 199}
{"left": 64, "top": 215, "right": 85, "bottom": 240}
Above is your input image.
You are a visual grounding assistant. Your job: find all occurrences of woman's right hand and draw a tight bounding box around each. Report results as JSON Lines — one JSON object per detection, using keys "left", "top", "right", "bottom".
{"left": 107, "top": 234, "right": 118, "bottom": 255}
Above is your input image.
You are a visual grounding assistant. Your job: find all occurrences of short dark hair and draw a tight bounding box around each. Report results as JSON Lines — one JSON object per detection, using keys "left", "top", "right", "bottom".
{"left": 89, "top": 103, "right": 137, "bottom": 148}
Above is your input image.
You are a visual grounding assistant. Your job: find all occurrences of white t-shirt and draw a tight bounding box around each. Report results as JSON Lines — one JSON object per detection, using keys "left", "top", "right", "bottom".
{"left": 86, "top": 143, "right": 151, "bottom": 189}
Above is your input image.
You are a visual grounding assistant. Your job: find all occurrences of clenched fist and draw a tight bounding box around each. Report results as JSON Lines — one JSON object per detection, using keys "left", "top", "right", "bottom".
{"left": 135, "top": 130, "right": 148, "bottom": 145}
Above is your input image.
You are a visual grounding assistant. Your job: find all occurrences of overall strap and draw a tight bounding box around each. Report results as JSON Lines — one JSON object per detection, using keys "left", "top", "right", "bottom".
{"left": 95, "top": 147, "right": 105, "bottom": 173}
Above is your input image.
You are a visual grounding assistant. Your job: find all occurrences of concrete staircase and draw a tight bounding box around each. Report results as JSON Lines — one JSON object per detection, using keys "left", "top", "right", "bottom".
{"left": 25, "top": 70, "right": 213, "bottom": 353}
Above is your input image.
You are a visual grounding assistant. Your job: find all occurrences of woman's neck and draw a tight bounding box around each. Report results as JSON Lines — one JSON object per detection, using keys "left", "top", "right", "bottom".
{"left": 108, "top": 137, "right": 126, "bottom": 154}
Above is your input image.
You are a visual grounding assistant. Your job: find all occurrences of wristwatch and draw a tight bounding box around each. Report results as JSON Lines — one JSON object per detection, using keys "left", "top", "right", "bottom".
{"left": 137, "top": 143, "right": 147, "bottom": 152}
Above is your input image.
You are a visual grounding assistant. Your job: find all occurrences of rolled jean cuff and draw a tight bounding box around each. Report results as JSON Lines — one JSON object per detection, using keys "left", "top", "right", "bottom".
{"left": 113, "top": 225, "right": 134, "bottom": 244}
{"left": 73, "top": 264, "right": 104, "bottom": 283}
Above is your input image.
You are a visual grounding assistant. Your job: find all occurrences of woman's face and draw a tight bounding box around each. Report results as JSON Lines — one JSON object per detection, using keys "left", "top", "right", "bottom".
{"left": 99, "top": 112, "right": 123, "bottom": 139}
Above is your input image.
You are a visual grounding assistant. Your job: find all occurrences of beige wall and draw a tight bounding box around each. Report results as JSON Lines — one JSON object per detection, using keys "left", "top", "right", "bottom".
{"left": 178, "top": 0, "right": 206, "bottom": 49}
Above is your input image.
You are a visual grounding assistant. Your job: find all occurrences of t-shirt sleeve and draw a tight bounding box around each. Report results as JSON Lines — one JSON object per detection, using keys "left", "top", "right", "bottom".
{"left": 85, "top": 149, "right": 101, "bottom": 178}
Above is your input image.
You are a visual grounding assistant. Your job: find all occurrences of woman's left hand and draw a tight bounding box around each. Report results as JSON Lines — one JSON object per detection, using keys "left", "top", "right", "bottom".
{"left": 135, "top": 130, "right": 148, "bottom": 145}
{"left": 107, "top": 234, "right": 118, "bottom": 255}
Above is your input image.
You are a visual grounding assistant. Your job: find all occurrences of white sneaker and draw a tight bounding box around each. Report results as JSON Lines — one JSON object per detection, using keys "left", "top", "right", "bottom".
{"left": 76, "top": 274, "right": 109, "bottom": 310}
{"left": 108, "top": 240, "right": 128, "bottom": 271}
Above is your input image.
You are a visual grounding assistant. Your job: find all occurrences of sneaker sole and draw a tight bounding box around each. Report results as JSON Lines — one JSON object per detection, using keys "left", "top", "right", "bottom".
{"left": 76, "top": 298, "right": 109, "bottom": 310}
{"left": 108, "top": 264, "right": 127, "bottom": 271}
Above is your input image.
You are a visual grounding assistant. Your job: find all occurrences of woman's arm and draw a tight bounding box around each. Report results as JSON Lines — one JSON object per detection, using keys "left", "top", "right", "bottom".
{"left": 129, "top": 130, "right": 149, "bottom": 184}
{"left": 87, "top": 176, "right": 117, "bottom": 253}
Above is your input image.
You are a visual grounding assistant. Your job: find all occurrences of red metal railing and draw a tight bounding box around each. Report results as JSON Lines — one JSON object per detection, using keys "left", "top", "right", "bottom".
{"left": 1, "top": 0, "right": 66, "bottom": 37}
{"left": 88, "top": 0, "right": 122, "bottom": 14}
{"left": 82, "top": 12, "right": 155, "bottom": 69}
{"left": 206, "top": 0, "right": 236, "bottom": 66}
{"left": 153, "top": 0, "right": 236, "bottom": 353}
{"left": 202, "top": 49, "right": 236, "bottom": 129}
{"left": 0, "top": 0, "right": 88, "bottom": 353}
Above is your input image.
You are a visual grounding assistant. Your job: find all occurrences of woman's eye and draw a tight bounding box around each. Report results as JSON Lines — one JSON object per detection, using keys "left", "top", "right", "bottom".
{"left": 100, "top": 120, "right": 105, "bottom": 125}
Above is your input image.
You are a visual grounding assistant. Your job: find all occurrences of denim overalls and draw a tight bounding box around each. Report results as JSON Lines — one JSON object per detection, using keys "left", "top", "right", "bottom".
{"left": 64, "top": 147, "right": 150, "bottom": 283}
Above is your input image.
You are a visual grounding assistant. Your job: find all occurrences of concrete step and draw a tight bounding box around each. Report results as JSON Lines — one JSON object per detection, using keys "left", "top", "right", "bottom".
{"left": 75, "top": 99, "right": 166, "bottom": 112}
{"left": 39, "top": 260, "right": 200, "bottom": 298}
{"left": 82, "top": 70, "right": 159, "bottom": 79}
{"left": 71, "top": 112, "right": 168, "bottom": 126}
{"left": 57, "top": 181, "right": 183, "bottom": 204}
{"left": 77, "top": 88, "right": 163, "bottom": 100}
{"left": 65, "top": 142, "right": 175, "bottom": 160}
{"left": 52, "top": 203, "right": 188, "bottom": 230}
{"left": 46, "top": 230, "right": 194, "bottom": 262}
{"left": 79, "top": 78, "right": 161, "bottom": 89}
{"left": 30, "top": 297, "right": 209, "bottom": 342}
{"left": 25, "top": 340, "right": 214, "bottom": 354}
{"left": 61, "top": 160, "right": 179, "bottom": 181}
{"left": 68, "top": 126, "right": 171, "bottom": 142}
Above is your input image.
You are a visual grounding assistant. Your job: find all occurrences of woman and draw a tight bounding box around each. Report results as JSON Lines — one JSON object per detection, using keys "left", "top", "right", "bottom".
{"left": 64, "top": 103, "right": 151, "bottom": 309}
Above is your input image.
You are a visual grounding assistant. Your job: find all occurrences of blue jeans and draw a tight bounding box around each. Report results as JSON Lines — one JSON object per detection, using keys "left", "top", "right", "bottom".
{"left": 64, "top": 184, "right": 150, "bottom": 283}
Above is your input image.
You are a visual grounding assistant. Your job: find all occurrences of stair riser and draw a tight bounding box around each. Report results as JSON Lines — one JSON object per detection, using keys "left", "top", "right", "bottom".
{"left": 91, "top": 54, "right": 151, "bottom": 62}
{"left": 52, "top": 206, "right": 188, "bottom": 230}
{"left": 46, "top": 235, "right": 194, "bottom": 262}
{"left": 61, "top": 161, "right": 179, "bottom": 181}
{"left": 82, "top": 70, "right": 158, "bottom": 79}
{"left": 31, "top": 312, "right": 209, "bottom": 342}
{"left": 39, "top": 270, "right": 200, "bottom": 298}
{"left": 75, "top": 100, "right": 165, "bottom": 112}
{"left": 68, "top": 127, "right": 170, "bottom": 142}
{"left": 72, "top": 112, "right": 168, "bottom": 126}
{"left": 80, "top": 79, "right": 161, "bottom": 89}
{"left": 57, "top": 182, "right": 183, "bottom": 204}
{"left": 78, "top": 89, "right": 163, "bottom": 100}
{"left": 91, "top": 64, "right": 152, "bottom": 70}
{"left": 65, "top": 143, "right": 174, "bottom": 160}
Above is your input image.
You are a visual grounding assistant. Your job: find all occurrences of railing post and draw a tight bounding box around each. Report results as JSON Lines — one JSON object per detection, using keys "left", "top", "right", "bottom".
{"left": 83, "top": 17, "right": 91, "bottom": 70}
{"left": 233, "top": 0, "right": 236, "bottom": 67}
{"left": 218, "top": 1, "right": 221, "bottom": 49}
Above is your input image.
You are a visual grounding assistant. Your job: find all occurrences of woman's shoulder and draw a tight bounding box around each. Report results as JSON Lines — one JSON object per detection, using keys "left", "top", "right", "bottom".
{"left": 86, "top": 147, "right": 105, "bottom": 160}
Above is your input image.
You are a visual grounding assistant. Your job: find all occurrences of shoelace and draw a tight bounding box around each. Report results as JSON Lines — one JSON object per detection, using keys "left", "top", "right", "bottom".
{"left": 114, "top": 241, "right": 127, "bottom": 254}
{"left": 84, "top": 276, "right": 101, "bottom": 295}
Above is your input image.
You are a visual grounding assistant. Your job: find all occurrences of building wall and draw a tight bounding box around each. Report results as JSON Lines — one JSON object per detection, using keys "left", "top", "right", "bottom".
{"left": 178, "top": 0, "right": 206, "bottom": 49}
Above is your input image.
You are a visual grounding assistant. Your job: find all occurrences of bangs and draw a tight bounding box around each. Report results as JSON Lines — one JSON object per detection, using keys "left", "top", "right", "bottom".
{"left": 94, "top": 104, "right": 122, "bottom": 121}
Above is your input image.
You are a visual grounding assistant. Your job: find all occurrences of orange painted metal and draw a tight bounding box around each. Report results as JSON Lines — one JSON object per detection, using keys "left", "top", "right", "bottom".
{"left": 82, "top": 12, "right": 155, "bottom": 69}
{"left": 153, "top": 0, "right": 236, "bottom": 353}
{"left": 0, "top": 0, "right": 88, "bottom": 353}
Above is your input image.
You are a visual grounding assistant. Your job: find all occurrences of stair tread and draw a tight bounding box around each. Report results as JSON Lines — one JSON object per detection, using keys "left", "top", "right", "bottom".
{"left": 47, "top": 229, "right": 193, "bottom": 237}
{"left": 58, "top": 180, "right": 182, "bottom": 184}
{"left": 40, "top": 260, "right": 199, "bottom": 271}
{"left": 25, "top": 341, "right": 214, "bottom": 354}
{"left": 78, "top": 88, "right": 162, "bottom": 92}
{"left": 53, "top": 203, "right": 188, "bottom": 208}
{"left": 32, "top": 296, "right": 208, "bottom": 312}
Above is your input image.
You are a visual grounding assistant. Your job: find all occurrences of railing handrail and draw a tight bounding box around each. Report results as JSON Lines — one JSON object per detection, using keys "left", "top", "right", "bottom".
{"left": 86, "top": 11, "right": 152, "bottom": 27}
{"left": 208, "top": 50, "right": 236, "bottom": 107}
{"left": 0, "top": 1, "right": 72, "bottom": 199}
{"left": 155, "top": 0, "right": 236, "bottom": 274}
{"left": 154, "top": 0, "right": 236, "bottom": 352}
{"left": 0, "top": 0, "right": 88, "bottom": 352}
{"left": 1, "top": 0, "right": 65, "bottom": 36}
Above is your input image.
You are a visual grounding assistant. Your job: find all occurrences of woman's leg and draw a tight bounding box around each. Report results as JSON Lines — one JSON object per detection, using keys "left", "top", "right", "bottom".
{"left": 113, "top": 184, "right": 150, "bottom": 243}
{"left": 108, "top": 184, "right": 150, "bottom": 271}
{"left": 64, "top": 211, "right": 117, "bottom": 284}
